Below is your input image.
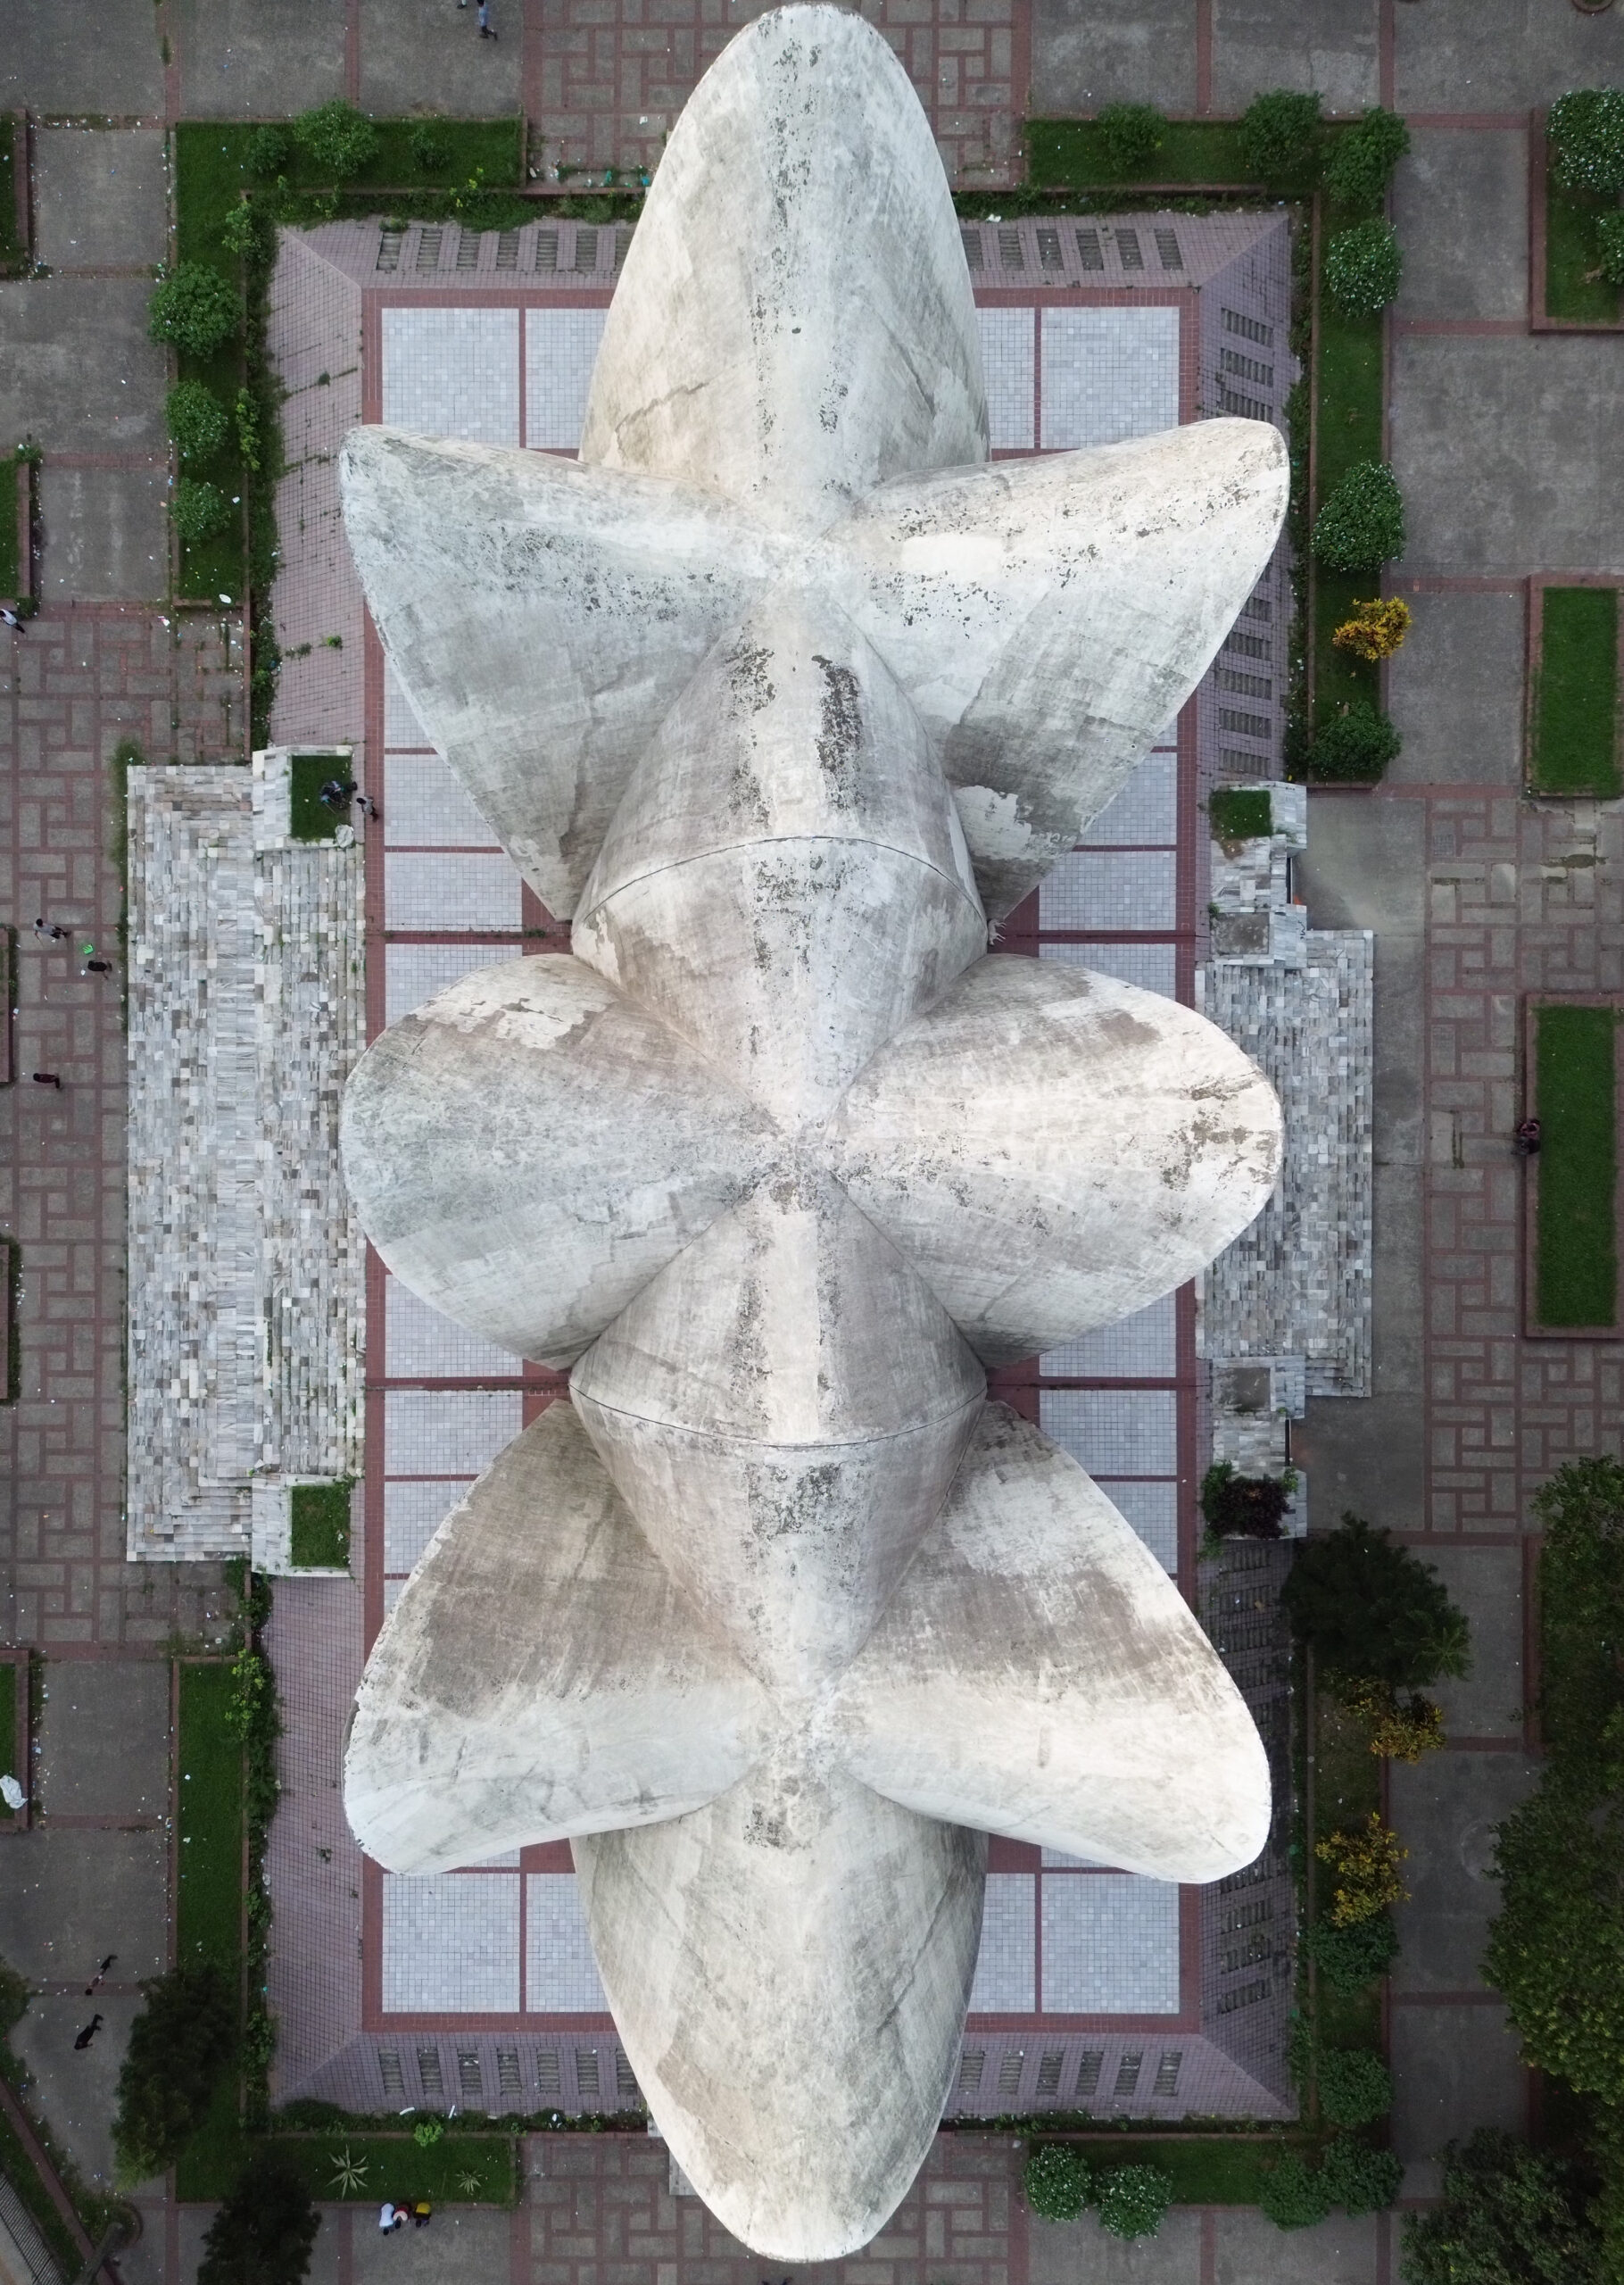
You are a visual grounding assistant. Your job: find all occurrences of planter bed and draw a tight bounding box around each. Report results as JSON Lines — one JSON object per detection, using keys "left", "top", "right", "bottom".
{"left": 1528, "top": 582, "right": 1621, "bottom": 797}
{"left": 1528, "top": 999, "right": 1620, "bottom": 1335}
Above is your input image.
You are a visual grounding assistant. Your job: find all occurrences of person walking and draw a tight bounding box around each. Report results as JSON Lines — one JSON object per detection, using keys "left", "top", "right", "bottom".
{"left": 72, "top": 2015, "right": 104, "bottom": 2050}
{"left": 33, "top": 918, "right": 68, "bottom": 943}
{"left": 84, "top": 1955, "right": 116, "bottom": 1996}
{"left": 81, "top": 958, "right": 112, "bottom": 976}
{"left": 478, "top": 0, "right": 497, "bottom": 34}
{"left": 1, "top": 606, "right": 24, "bottom": 633}
{"left": 352, "top": 789, "right": 378, "bottom": 821}
{"left": 30, "top": 1073, "right": 62, "bottom": 1090}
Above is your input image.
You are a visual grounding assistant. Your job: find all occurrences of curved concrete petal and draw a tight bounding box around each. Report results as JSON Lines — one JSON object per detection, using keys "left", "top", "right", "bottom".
{"left": 575, "top": 1754, "right": 985, "bottom": 2260}
{"left": 575, "top": 592, "right": 985, "bottom": 1126}
{"left": 826, "top": 953, "right": 1282, "bottom": 1365}
{"left": 571, "top": 1172, "right": 984, "bottom": 1688}
{"left": 831, "top": 420, "right": 1289, "bottom": 916}
{"left": 345, "top": 1403, "right": 775, "bottom": 1874}
{"left": 832, "top": 1405, "right": 1272, "bottom": 1882}
{"left": 339, "top": 956, "right": 777, "bottom": 1368}
{"left": 338, "top": 428, "right": 789, "bottom": 916}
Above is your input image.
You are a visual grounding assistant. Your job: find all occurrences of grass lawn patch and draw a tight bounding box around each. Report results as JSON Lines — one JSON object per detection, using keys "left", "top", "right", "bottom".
{"left": 0, "top": 115, "right": 22, "bottom": 274}
{"left": 0, "top": 454, "right": 17, "bottom": 595}
{"left": 288, "top": 752, "right": 354, "bottom": 843}
{"left": 261, "top": 2132, "right": 519, "bottom": 2207}
{"left": 1531, "top": 586, "right": 1620, "bottom": 796}
{"left": 1209, "top": 786, "right": 1273, "bottom": 841}
{"left": 1545, "top": 167, "right": 1621, "bottom": 325}
{"left": 177, "top": 1662, "right": 245, "bottom": 1975}
{"left": 290, "top": 1483, "right": 351, "bottom": 1570}
{"left": 1026, "top": 119, "right": 1253, "bottom": 188}
{"left": 1536, "top": 1004, "right": 1618, "bottom": 1328}
{"left": 1060, "top": 2139, "right": 1290, "bottom": 2206}
{"left": 0, "top": 1660, "right": 17, "bottom": 1818}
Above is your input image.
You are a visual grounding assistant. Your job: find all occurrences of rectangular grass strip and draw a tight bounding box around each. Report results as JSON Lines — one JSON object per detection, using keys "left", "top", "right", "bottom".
{"left": 1532, "top": 587, "right": 1620, "bottom": 796}
{"left": 177, "top": 1662, "right": 245, "bottom": 1973}
{"left": 1537, "top": 1003, "right": 1618, "bottom": 1328}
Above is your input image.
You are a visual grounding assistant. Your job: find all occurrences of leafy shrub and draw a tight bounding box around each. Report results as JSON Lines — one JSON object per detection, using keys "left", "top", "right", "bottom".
{"left": 1096, "top": 103, "right": 1165, "bottom": 175}
{"left": 1599, "top": 212, "right": 1624, "bottom": 291}
{"left": 1200, "top": 1460, "right": 1288, "bottom": 1539}
{"left": 197, "top": 2154, "right": 319, "bottom": 2285}
{"left": 1319, "top": 2048, "right": 1393, "bottom": 2128}
{"left": 166, "top": 380, "right": 229, "bottom": 463}
{"left": 1341, "top": 1679, "right": 1445, "bottom": 1762}
{"left": 1399, "top": 2129, "right": 1601, "bottom": 2285}
{"left": 112, "top": 1962, "right": 236, "bottom": 2182}
{"left": 220, "top": 200, "right": 258, "bottom": 258}
{"left": 1281, "top": 1514, "right": 1471, "bottom": 1687}
{"left": 1333, "top": 595, "right": 1411, "bottom": 661}
{"left": 1308, "top": 701, "right": 1402, "bottom": 785}
{"left": 1533, "top": 1456, "right": 1624, "bottom": 1763}
{"left": 148, "top": 263, "right": 241, "bottom": 356}
{"left": 1259, "top": 2153, "right": 1329, "bottom": 2231}
{"left": 1316, "top": 1812, "right": 1408, "bottom": 1927}
{"left": 246, "top": 124, "right": 294, "bottom": 180}
{"left": 1240, "top": 89, "right": 1323, "bottom": 183}
{"left": 225, "top": 1646, "right": 271, "bottom": 1741}
{"left": 1304, "top": 1911, "right": 1399, "bottom": 1994}
{"left": 413, "top": 2116, "right": 445, "bottom": 2149}
{"left": 1313, "top": 461, "right": 1406, "bottom": 574}
{"left": 1324, "top": 219, "right": 1403, "bottom": 316}
{"left": 293, "top": 99, "right": 379, "bottom": 181}
{"left": 1024, "top": 2143, "right": 1090, "bottom": 2221}
{"left": 1323, "top": 107, "right": 1411, "bottom": 209}
{"left": 1096, "top": 2165, "right": 1172, "bottom": 2240}
{"left": 1321, "top": 2136, "right": 1402, "bottom": 2216}
{"left": 1548, "top": 88, "right": 1624, "bottom": 197}
{"left": 410, "top": 123, "right": 452, "bottom": 174}
{"left": 172, "top": 479, "right": 233, "bottom": 545}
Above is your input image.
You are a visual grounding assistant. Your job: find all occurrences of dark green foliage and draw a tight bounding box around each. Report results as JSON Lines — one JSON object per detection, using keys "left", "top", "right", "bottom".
{"left": 288, "top": 753, "right": 354, "bottom": 843}
{"left": 1209, "top": 786, "right": 1272, "bottom": 842}
{"left": 1199, "top": 1460, "right": 1288, "bottom": 1539}
{"left": 1239, "top": 89, "right": 1322, "bottom": 184}
{"left": 113, "top": 1963, "right": 237, "bottom": 2182}
{"left": 1095, "top": 104, "right": 1165, "bottom": 175}
{"left": 1313, "top": 461, "right": 1405, "bottom": 574}
{"left": 1096, "top": 2165, "right": 1172, "bottom": 2240}
{"left": 1536, "top": 1003, "right": 1618, "bottom": 1327}
{"left": 1599, "top": 212, "right": 1624, "bottom": 290}
{"left": 1534, "top": 1458, "right": 1624, "bottom": 1763}
{"left": 173, "top": 479, "right": 233, "bottom": 544}
{"left": 293, "top": 101, "right": 379, "bottom": 181}
{"left": 410, "top": 124, "right": 452, "bottom": 174}
{"left": 1282, "top": 1515, "right": 1471, "bottom": 1690}
{"left": 246, "top": 126, "right": 294, "bottom": 181}
{"left": 148, "top": 263, "right": 241, "bottom": 356}
{"left": 1304, "top": 1912, "right": 1399, "bottom": 1994}
{"left": 166, "top": 380, "right": 230, "bottom": 462}
{"left": 1307, "top": 701, "right": 1402, "bottom": 785}
{"left": 1319, "top": 2048, "right": 1393, "bottom": 2127}
{"left": 1398, "top": 2129, "right": 1602, "bottom": 2285}
{"left": 1319, "top": 2135, "right": 1402, "bottom": 2215}
{"left": 1259, "top": 2153, "right": 1330, "bottom": 2231}
{"left": 1322, "top": 107, "right": 1411, "bottom": 209}
{"left": 1548, "top": 88, "right": 1624, "bottom": 196}
{"left": 1530, "top": 587, "right": 1620, "bottom": 799}
{"left": 1024, "top": 2143, "right": 1090, "bottom": 2221}
{"left": 197, "top": 2156, "right": 319, "bottom": 2285}
{"left": 290, "top": 1483, "right": 351, "bottom": 1569}
{"left": 1323, "top": 220, "right": 1402, "bottom": 317}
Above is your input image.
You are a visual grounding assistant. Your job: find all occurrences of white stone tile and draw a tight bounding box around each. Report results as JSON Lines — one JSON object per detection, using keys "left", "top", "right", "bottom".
{"left": 385, "top": 1280, "right": 519, "bottom": 1382}
{"left": 385, "top": 941, "right": 523, "bottom": 1027}
{"left": 384, "top": 1389, "right": 524, "bottom": 1477}
{"left": 1040, "top": 1294, "right": 1178, "bottom": 1380}
{"left": 1040, "top": 307, "right": 1180, "bottom": 450}
{"left": 966, "top": 1873, "right": 1035, "bottom": 2013}
{"left": 381, "top": 1873, "right": 521, "bottom": 2013}
{"left": 526, "top": 1874, "right": 609, "bottom": 2011}
{"left": 1094, "top": 1479, "right": 1180, "bottom": 1573}
{"left": 384, "top": 1479, "right": 473, "bottom": 1574}
{"left": 381, "top": 306, "right": 520, "bottom": 445}
{"left": 383, "top": 1578, "right": 406, "bottom": 1615}
{"left": 1039, "top": 1389, "right": 1179, "bottom": 1477}
{"left": 978, "top": 307, "right": 1035, "bottom": 452}
{"left": 1038, "top": 851, "right": 1177, "bottom": 933}
{"left": 526, "top": 307, "right": 608, "bottom": 450}
{"left": 1080, "top": 752, "right": 1180, "bottom": 847}
{"left": 1040, "top": 1873, "right": 1181, "bottom": 2015}
{"left": 384, "top": 755, "right": 502, "bottom": 849}
{"left": 1040, "top": 940, "right": 1178, "bottom": 999}
{"left": 385, "top": 851, "right": 525, "bottom": 931}
{"left": 385, "top": 660, "right": 432, "bottom": 749}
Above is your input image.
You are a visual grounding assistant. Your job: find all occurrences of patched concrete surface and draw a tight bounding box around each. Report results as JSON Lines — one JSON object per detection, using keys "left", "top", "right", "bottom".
{"left": 1389, "top": 1999, "right": 1529, "bottom": 2178}
{"left": 10, "top": 1995, "right": 152, "bottom": 2191}
{"left": 349, "top": 2206, "right": 516, "bottom": 2281}
{"left": 1029, "top": 2206, "right": 1204, "bottom": 2284}
{"left": 1392, "top": 129, "right": 1529, "bottom": 327}
{"left": 0, "top": 278, "right": 170, "bottom": 453}
{"left": 1213, "top": 2209, "right": 1379, "bottom": 2285}
{"left": 176, "top": 0, "right": 348, "bottom": 116}
{"left": 1029, "top": 0, "right": 1197, "bottom": 113}
{"left": 1388, "top": 591, "right": 1526, "bottom": 786}
{"left": 1389, "top": 1749, "right": 1538, "bottom": 1994}
{"left": 1209, "top": 0, "right": 1379, "bottom": 113}
{"left": 33, "top": 128, "right": 170, "bottom": 273}
{"left": 359, "top": 0, "right": 523, "bottom": 114}
{"left": 1392, "top": 0, "right": 1624, "bottom": 112}
{"left": 36, "top": 1658, "right": 170, "bottom": 1818}
{"left": 37, "top": 466, "right": 170, "bottom": 602}
{"left": 1422, "top": 1544, "right": 1526, "bottom": 1741}
{"left": 4, "top": 1828, "right": 168, "bottom": 1982}
{"left": 0, "top": 0, "right": 162, "bottom": 112}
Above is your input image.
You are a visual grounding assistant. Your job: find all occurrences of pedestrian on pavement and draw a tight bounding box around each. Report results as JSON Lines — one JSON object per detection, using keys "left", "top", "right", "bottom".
{"left": 352, "top": 789, "right": 378, "bottom": 820}
{"left": 411, "top": 2202, "right": 432, "bottom": 2228}
{"left": 72, "top": 2015, "right": 103, "bottom": 2050}
{"left": 85, "top": 1955, "right": 116, "bottom": 1996}
{"left": 377, "top": 2203, "right": 399, "bottom": 2232}
{"left": 1515, "top": 1117, "right": 1542, "bottom": 1158}
{"left": 479, "top": 0, "right": 497, "bottom": 34}
{"left": 33, "top": 918, "right": 69, "bottom": 943}
{"left": 1, "top": 606, "right": 24, "bottom": 633}
{"left": 30, "top": 1073, "right": 62, "bottom": 1090}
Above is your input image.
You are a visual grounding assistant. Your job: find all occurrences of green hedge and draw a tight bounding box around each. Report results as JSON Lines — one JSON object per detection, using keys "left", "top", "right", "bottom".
{"left": 1535, "top": 1003, "right": 1618, "bottom": 1328}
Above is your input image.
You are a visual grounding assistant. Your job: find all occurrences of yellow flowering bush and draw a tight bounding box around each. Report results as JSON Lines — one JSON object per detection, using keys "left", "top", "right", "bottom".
{"left": 1332, "top": 596, "right": 1412, "bottom": 661}
{"left": 1341, "top": 1678, "right": 1446, "bottom": 1763}
{"left": 1316, "top": 1812, "right": 1409, "bottom": 1926}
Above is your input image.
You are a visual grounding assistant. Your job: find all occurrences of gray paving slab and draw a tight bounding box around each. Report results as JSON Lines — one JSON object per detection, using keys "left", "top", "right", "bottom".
{"left": 1028, "top": 2207, "right": 1203, "bottom": 2285}
{"left": 37, "top": 465, "right": 170, "bottom": 602}
{"left": 1389, "top": 1999, "right": 1529, "bottom": 2176}
{"left": 1212, "top": 2209, "right": 1379, "bottom": 2285}
{"left": 1386, "top": 591, "right": 1526, "bottom": 786}
{"left": 0, "top": 0, "right": 163, "bottom": 115}
{"left": 4, "top": 1828, "right": 168, "bottom": 1983}
{"left": 358, "top": 0, "right": 524, "bottom": 117}
{"left": 1393, "top": 0, "right": 1624, "bottom": 113}
{"left": 37, "top": 1659, "right": 170, "bottom": 1819}
{"left": 1391, "top": 127, "right": 1529, "bottom": 326}
{"left": 1297, "top": 1171, "right": 1427, "bottom": 1532}
{"left": 1422, "top": 1545, "right": 1525, "bottom": 1740}
{"left": 1392, "top": 336, "right": 1624, "bottom": 578}
{"left": 111, "top": 2206, "right": 170, "bottom": 2285}
{"left": 1028, "top": 0, "right": 1197, "bottom": 115}
{"left": 178, "top": 2206, "right": 220, "bottom": 2280}
{"left": 176, "top": 0, "right": 348, "bottom": 118}
{"left": 1210, "top": 0, "right": 1379, "bottom": 115}
{"left": 10, "top": 1994, "right": 157, "bottom": 2192}
{"left": 1388, "top": 1748, "right": 1538, "bottom": 1993}
{"left": 349, "top": 2205, "right": 514, "bottom": 2282}
{"left": 33, "top": 128, "right": 170, "bottom": 274}
{"left": 0, "top": 278, "right": 169, "bottom": 453}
